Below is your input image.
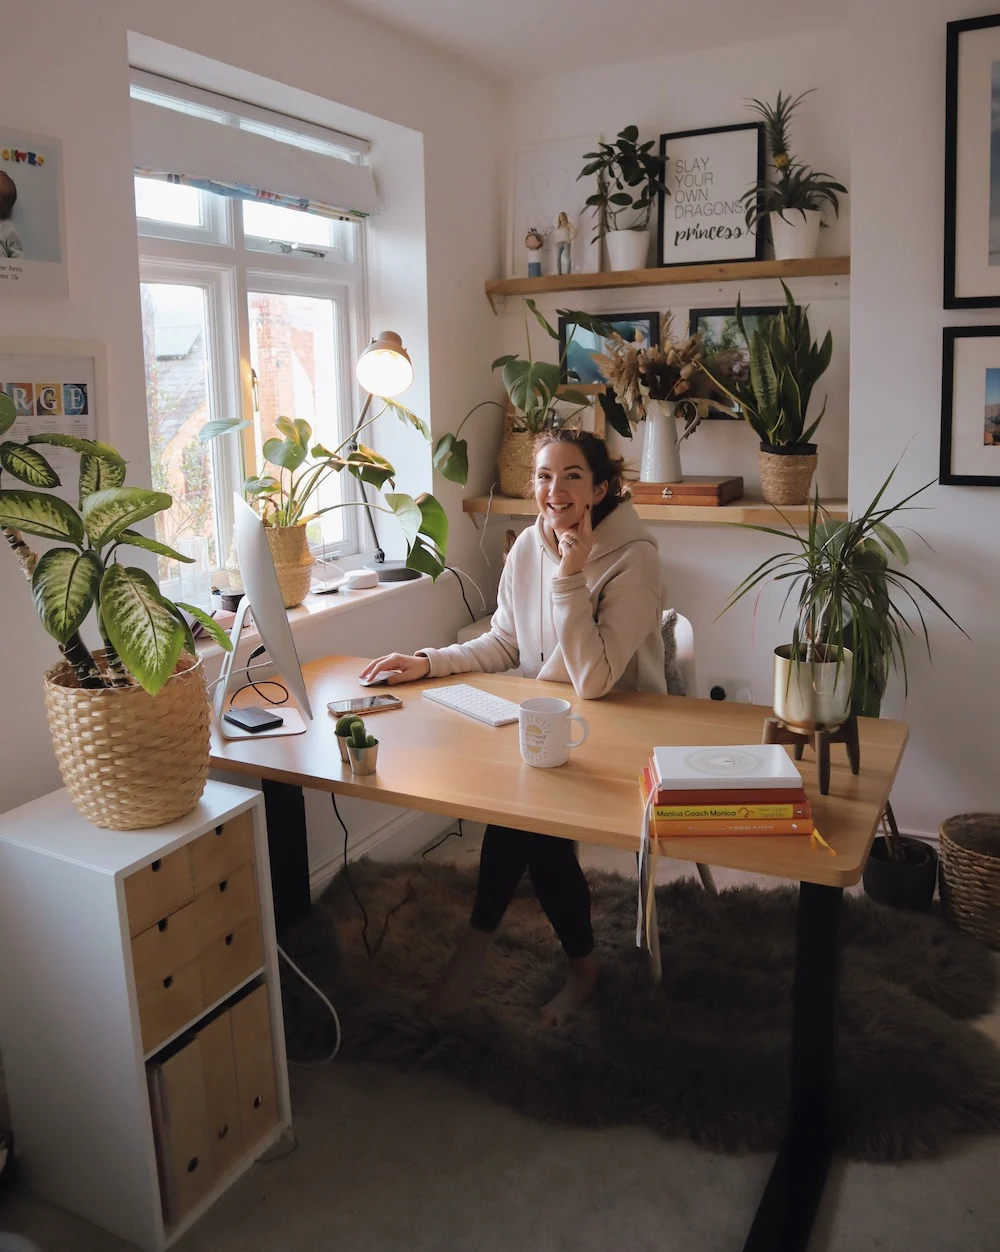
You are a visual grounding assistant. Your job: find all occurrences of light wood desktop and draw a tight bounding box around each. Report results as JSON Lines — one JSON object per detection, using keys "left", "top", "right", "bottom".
{"left": 210, "top": 654, "right": 910, "bottom": 1252}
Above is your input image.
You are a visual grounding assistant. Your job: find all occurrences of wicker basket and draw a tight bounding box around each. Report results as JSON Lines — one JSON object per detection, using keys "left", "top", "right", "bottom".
{"left": 939, "top": 813, "right": 1000, "bottom": 948}
{"left": 758, "top": 446, "right": 818, "bottom": 506}
{"left": 265, "top": 525, "right": 314, "bottom": 608}
{"left": 497, "top": 429, "right": 536, "bottom": 499}
{"left": 43, "top": 651, "right": 210, "bottom": 831}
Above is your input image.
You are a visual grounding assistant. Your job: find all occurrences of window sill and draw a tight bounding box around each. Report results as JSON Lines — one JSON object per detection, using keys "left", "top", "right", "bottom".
{"left": 196, "top": 573, "right": 430, "bottom": 661}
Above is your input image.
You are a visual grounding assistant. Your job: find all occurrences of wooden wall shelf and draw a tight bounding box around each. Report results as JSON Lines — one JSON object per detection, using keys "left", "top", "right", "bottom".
{"left": 485, "top": 256, "right": 850, "bottom": 308}
{"left": 462, "top": 495, "right": 848, "bottom": 527}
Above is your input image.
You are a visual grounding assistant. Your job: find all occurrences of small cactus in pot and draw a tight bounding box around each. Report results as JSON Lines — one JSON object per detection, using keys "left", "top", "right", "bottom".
{"left": 335, "top": 714, "right": 364, "bottom": 763}
{"left": 345, "top": 717, "right": 379, "bottom": 775}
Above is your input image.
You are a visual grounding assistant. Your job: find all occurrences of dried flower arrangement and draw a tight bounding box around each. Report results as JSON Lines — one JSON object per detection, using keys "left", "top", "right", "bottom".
{"left": 592, "top": 313, "right": 730, "bottom": 440}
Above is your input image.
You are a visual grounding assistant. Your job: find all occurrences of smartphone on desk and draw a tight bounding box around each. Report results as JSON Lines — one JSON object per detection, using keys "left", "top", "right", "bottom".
{"left": 327, "top": 694, "right": 403, "bottom": 716}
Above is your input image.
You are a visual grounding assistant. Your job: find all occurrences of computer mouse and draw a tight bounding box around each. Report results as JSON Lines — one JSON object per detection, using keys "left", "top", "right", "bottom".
{"left": 359, "top": 670, "right": 401, "bottom": 687}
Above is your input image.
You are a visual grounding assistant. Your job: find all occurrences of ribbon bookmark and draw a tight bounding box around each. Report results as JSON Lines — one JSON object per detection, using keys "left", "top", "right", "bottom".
{"left": 811, "top": 827, "right": 837, "bottom": 855}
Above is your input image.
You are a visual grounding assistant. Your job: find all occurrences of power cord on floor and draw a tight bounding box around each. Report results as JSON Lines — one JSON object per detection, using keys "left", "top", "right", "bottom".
{"left": 422, "top": 818, "right": 465, "bottom": 858}
{"left": 276, "top": 944, "right": 342, "bottom": 1066}
{"left": 331, "top": 792, "right": 372, "bottom": 958}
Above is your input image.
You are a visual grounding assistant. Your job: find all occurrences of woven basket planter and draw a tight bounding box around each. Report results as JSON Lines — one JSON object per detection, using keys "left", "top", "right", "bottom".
{"left": 265, "top": 524, "right": 314, "bottom": 608}
{"left": 758, "top": 444, "right": 818, "bottom": 506}
{"left": 939, "top": 813, "right": 1000, "bottom": 948}
{"left": 43, "top": 651, "right": 210, "bottom": 831}
{"left": 497, "top": 430, "right": 536, "bottom": 499}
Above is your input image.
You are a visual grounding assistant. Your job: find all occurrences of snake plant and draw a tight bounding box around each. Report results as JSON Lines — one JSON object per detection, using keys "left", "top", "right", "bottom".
{"left": 0, "top": 392, "right": 232, "bottom": 695}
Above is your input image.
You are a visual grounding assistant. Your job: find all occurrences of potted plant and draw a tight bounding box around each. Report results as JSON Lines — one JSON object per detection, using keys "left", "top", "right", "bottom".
{"left": 739, "top": 89, "right": 847, "bottom": 261}
{"left": 344, "top": 717, "right": 379, "bottom": 775}
{"left": 592, "top": 312, "right": 729, "bottom": 482}
{"left": 204, "top": 396, "right": 450, "bottom": 606}
{"left": 722, "top": 466, "right": 965, "bottom": 909}
{"left": 433, "top": 300, "right": 611, "bottom": 498}
{"left": 0, "top": 393, "right": 234, "bottom": 831}
{"left": 700, "top": 281, "right": 831, "bottom": 505}
{"left": 335, "top": 713, "right": 364, "bottom": 763}
{"left": 579, "top": 127, "right": 668, "bottom": 271}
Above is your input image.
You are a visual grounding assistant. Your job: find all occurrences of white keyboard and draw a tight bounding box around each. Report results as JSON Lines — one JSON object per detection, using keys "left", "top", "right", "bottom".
{"left": 421, "top": 683, "right": 520, "bottom": 727}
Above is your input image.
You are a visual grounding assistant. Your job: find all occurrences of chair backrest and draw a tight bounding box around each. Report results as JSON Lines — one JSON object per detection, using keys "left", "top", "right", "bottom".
{"left": 663, "top": 609, "right": 697, "bottom": 697}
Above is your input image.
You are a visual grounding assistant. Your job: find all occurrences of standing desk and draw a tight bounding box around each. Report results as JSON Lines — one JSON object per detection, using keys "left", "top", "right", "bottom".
{"left": 210, "top": 654, "right": 910, "bottom": 1252}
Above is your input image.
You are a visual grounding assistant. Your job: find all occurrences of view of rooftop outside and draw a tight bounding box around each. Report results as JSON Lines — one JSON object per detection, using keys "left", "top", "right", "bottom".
{"left": 248, "top": 291, "right": 345, "bottom": 547}
{"left": 140, "top": 282, "right": 220, "bottom": 589}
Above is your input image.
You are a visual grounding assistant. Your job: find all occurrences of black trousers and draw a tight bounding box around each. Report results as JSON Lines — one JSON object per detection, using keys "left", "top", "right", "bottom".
{"left": 469, "top": 824, "right": 594, "bottom": 960}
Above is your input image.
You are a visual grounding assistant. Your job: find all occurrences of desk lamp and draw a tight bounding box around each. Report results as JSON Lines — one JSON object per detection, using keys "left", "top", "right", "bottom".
{"left": 354, "top": 332, "right": 420, "bottom": 582}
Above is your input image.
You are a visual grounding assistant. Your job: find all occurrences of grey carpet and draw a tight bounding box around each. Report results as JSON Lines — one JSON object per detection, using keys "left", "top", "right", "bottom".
{"left": 279, "top": 862, "right": 1000, "bottom": 1162}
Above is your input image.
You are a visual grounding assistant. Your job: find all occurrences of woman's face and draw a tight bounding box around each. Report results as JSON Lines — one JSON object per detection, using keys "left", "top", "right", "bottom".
{"left": 534, "top": 442, "right": 607, "bottom": 535}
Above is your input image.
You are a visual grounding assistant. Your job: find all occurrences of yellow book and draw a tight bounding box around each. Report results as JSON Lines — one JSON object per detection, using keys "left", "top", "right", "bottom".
{"left": 653, "top": 803, "right": 811, "bottom": 820}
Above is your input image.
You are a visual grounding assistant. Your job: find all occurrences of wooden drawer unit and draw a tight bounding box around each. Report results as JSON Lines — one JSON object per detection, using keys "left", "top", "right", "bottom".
{"left": 125, "top": 846, "right": 194, "bottom": 937}
{"left": 0, "top": 785, "right": 290, "bottom": 1251}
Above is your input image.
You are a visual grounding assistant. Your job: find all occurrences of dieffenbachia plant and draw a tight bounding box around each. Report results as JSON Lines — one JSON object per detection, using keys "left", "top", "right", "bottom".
{"left": 0, "top": 392, "right": 232, "bottom": 694}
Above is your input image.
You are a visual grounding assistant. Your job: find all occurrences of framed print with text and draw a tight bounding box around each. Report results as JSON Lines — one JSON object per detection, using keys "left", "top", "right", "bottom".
{"left": 657, "top": 124, "right": 764, "bottom": 268}
{"left": 940, "top": 325, "right": 1000, "bottom": 484}
{"left": 944, "top": 14, "right": 1000, "bottom": 306}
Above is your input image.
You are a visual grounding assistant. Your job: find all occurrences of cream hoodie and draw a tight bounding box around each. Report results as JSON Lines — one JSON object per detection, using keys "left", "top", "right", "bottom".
{"left": 418, "top": 501, "right": 666, "bottom": 699}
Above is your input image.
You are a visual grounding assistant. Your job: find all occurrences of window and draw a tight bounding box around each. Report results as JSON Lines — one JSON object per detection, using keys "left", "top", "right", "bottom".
{"left": 132, "top": 76, "right": 372, "bottom": 605}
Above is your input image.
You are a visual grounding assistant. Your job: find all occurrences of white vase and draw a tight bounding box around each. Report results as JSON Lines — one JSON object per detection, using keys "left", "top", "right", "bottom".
{"left": 639, "top": 400, "right": 683, "bottom": 483}
{"left": 605, "top": 229, "right": 650, "bottom": 272}
{"left": 770, "top": 209, "right": 822, "bottom": 261}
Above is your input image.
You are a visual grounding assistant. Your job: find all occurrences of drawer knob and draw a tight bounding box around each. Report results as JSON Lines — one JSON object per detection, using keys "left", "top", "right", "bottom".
{"left": 215, "top": 824, "right": 224, "bottom": 836}
{"left": 151, "top": 859, "right": 162, "bottom": 873}
{"left": 253, "top": 1094, "right": 263, "bottom": 1109}
{"left": 158, "top": 918, "right": 168, "bottom": 932}
{"left": 218, "top": 1123, "right": 229, "bottom": 1140}
{"left": 163, "top": 975, "right": 173, "bottom": 989}
{"left": 225, "top": 933, "right": 234, "bottom": 946}
{"left": 186, "top": 1156, "right": 200, "bottom": 1174}
{"left": 218, "top": 879, "right": 228, "bottom": 893}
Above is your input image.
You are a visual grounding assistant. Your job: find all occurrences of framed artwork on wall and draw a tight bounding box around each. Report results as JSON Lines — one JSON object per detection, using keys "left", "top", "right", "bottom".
{"left": 506, "top": 137, "right": 601, "bottom": 279}
{"left": 0, "top": 131, "right": 69, "bottom": 298}
{"left": 945, "top": 14, "right": 1000, "bottom": 307}
{"left": 656, "top": 124, "right": 764, "bottom": 268}
{"left": 940, "top": 325, "right": 1000, "bottom": 485}
{"left": 688, "top": 306, "right": 783, "bottom": 418}
{"left": 557, "top": 310, "right": 660, "bottom": 385}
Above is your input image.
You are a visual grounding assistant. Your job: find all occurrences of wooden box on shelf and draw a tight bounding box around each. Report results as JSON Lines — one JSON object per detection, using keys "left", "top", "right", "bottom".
{"left": 0, "top": 781, "right": 290, "bottom": 1252}
{"left": 628, "top": 476, "right": 744, "bottom": 507}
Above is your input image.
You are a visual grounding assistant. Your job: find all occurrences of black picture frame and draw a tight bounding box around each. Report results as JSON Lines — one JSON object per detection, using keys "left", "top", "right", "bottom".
{"left": 557, "top": 311, "right": 660, "bottom": 386}
{"left": 689, "top": 305, "right": 783, "bottom": 418}
{"left": 656, "top": 123, "right": 765, "bottom": 268}
{"left": 944, "top": 13, "right": 1000, "bottom": 307}
{"left": 940, "top": 325, "right": 1000, "bottom": 485}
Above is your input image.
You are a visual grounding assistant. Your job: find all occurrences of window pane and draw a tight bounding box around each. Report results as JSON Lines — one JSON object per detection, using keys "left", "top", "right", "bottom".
{"left": 141, "top": 282, "right": 221, "bottom": 592}
{"left": 134, "top": 176, "right": 202, "bottom": 227}
{"left": 242, "top": 201, "right": 334, "bottom": 248}
{"left": 248, "top": 291, "right": 344, "bottom": 547}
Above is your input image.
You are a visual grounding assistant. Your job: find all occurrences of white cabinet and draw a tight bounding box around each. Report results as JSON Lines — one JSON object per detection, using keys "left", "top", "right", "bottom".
{"left": 0, "top": 782, "right": 291, "bottom": 1250}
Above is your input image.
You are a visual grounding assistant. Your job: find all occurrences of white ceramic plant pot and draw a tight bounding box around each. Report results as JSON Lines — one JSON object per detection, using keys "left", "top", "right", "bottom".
{"left": 639, "top": 400, "right": 683, "bottom": 483}
{"left": 773, "top": 644, "right": 853, "bottom": 732}
{"left": 606, "top": 229, "right": 650, "bottom": 272}
{"left": 770, "top": 209, "right": 822, "bottom": 261}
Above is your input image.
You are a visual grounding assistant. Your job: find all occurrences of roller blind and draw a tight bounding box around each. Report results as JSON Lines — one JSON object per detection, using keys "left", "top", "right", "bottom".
{"left": 130, "top": 75, "right": 378, "bottom": 222}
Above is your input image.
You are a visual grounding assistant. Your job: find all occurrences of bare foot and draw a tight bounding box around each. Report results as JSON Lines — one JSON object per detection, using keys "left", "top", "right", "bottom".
{"left": 426, "top": 927, "right": 494, "bottom": 1015}
{"left": 539, "top": 953, "right": 598, "bottom": 1028}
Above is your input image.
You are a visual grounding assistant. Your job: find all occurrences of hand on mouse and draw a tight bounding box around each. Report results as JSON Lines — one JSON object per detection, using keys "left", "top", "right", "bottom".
{"left": 359, "top": 654, "right": 430, "bottom": 684}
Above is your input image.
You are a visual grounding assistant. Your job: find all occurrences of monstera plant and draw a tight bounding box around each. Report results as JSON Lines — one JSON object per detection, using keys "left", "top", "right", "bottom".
{"left": 0, "top": 391, "right": 232, "bottom": 695}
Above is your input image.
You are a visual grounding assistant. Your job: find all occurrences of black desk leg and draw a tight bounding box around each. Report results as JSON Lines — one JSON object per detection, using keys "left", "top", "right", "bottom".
{"left": 261, "top": 780, "right": 311, "bottom": 939}
{"left": 744, "top": 881, "right": 843, "bottom": 1252}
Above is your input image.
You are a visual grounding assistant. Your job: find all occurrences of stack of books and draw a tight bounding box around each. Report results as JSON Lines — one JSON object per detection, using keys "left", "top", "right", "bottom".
{"left": 639, "top": 744, "right": 813, "bottom": 838}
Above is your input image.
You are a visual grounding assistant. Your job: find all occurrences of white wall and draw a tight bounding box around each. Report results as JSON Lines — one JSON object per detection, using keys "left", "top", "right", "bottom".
{"left": 848, "top": 0, "right": 1000, "bottom": 834}
{"left": 494, "top": 29, "right": 854, "bottom": 781}
{"left": 0, "top": 0, "right": 503, "bottom": 814}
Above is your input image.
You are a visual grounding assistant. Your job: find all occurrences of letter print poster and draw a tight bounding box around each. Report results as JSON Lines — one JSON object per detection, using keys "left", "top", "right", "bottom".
{"left": 1, "top": 348, "right": 97, "bottom": 485}
{"left": 657, "top": 124, "right": 765, "bottom": 267}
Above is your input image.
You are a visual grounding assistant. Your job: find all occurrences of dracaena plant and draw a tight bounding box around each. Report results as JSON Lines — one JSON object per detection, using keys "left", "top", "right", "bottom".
{"left": 699, "top": 281, "right": 832, "bottom": 448}
{"left": 431, "top": 300, "right": 614, "bottom": 486}
{"left": 203, "top": 393, "right": 448, "bottom": 578}
{"left": 0, "top": 391, "right": 232, "bottom": 695}
{"left": 739, "top": 89, "right": 847, "bottom": 230}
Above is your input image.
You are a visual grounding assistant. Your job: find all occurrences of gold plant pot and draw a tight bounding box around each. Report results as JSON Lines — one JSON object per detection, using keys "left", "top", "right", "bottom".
{"left": 43, "top": 651, "right": 210, "bottom": 831}
{"left": 773, "top": 644, "right": 853, "bottom": 732}
{"left": 758, "top": 445, "right": 818, "bottom": 507}
{"left": 265, "top": 524, "right": 314, "bottom": 608}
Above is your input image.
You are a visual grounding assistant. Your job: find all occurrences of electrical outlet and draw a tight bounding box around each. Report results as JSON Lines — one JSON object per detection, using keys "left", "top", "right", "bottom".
{"left": 704, "top": 675, "right": 755, "bottom": 705}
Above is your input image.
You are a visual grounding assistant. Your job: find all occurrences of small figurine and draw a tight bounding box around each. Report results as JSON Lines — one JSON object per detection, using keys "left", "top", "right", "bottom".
{"left": 525, "top": 227, "right": 545, "bottom": 278}
{"left": 552, "top": 212, "right": 576, "bottom": 275}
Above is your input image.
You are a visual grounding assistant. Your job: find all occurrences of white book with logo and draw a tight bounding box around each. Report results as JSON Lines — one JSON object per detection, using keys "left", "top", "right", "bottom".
{"left": 652, "top": 745, "right": 803, "bottom": 791}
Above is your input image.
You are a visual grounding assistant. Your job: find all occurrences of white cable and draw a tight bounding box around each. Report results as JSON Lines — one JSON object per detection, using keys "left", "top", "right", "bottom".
{"left": 448, "top": 563, "right": 488, "bottom": 613}
{"left": 277, "top": 943, "right": 342, "bottom": 1065}
{"left": 479, "top": 482, "right": 497, "bottom": 568}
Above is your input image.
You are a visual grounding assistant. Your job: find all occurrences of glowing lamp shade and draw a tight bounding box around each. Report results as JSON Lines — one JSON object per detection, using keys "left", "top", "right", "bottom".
{"left": 355, "top": 331, "right": 414, "bottom": 398}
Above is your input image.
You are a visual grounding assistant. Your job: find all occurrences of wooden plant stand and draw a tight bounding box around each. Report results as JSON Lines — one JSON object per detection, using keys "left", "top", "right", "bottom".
{"left": 762, "top": 714, "right": 860, "bottom": 796}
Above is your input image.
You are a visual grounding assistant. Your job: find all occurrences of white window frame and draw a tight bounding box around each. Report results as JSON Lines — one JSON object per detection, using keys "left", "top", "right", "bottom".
{"left": 135, "top": 161, "right": 369, "bottom": 572}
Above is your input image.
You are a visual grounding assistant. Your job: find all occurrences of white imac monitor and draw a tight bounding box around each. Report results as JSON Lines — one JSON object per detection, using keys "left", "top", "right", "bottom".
{"left": 214, "top": 496, "right": 313, "bottom": 734}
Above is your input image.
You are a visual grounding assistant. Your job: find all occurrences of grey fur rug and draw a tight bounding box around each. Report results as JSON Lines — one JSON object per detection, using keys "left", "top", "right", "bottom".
{"left": 279, "top": 861, "right": 1000, "bottom": 1161}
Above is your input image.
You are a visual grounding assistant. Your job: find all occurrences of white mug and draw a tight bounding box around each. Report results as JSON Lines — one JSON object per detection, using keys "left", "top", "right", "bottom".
{"left": 518, "top": 697, "right": 589, "bottom": 768}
